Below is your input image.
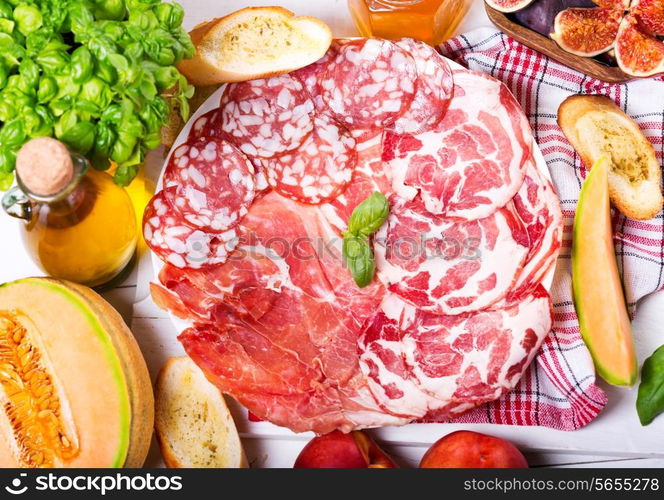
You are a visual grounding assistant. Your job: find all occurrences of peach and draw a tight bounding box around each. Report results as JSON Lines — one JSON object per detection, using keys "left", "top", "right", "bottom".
{"left": 294, "top": 430, "right": 398, "bottom": 468}
{"left": 419, "top": 430, "right": 528, "bottom": 468}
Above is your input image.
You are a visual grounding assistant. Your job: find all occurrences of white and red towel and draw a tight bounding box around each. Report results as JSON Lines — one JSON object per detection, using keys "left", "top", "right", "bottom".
{"left": 438, "top": 28, "right": 664, "bottom": 430}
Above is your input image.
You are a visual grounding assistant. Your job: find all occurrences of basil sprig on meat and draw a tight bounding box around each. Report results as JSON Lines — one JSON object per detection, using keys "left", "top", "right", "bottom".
{"left": 637, "top": 344, "right": 664, "bottom": 425}
{"left": 342, "top": 192, "right": 388, "bottom": 288}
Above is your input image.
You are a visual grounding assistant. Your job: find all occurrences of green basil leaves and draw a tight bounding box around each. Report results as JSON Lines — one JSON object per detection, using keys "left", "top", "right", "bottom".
{"left": 0, "top": 0, "right": 195, "bottom": 188}
{"left": 342, "top": 192, "right": 388, "bottom": 288}
{"left": 637, "top": 344, "right": 664, "bottom": 426}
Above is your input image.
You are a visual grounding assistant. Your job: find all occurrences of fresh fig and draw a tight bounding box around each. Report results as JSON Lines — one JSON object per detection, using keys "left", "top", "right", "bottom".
{"left": 551, "top": 8, "right": 624, "bottom": 56}
{"left": 631, "top": 0, "right": 664, "bottom": 35}
{"left": 615, "top": 14, "right": 664, "bottom": 77}
{"left": 485, "top": 0, "right": 536, "bottom": 13}
{"left": 592, "top": 0, "right": 630, "bottom": 8}
{"left": 514, "top": 0, "right": 597, "bottom": 36}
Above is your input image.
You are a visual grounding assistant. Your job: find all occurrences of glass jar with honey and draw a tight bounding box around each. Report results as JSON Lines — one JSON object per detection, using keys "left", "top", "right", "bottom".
{"left": 2, "top": 138, "right": 137, "bottom": 289}
{"left": 348, "top": 0, "right": 474, "bottom": 45}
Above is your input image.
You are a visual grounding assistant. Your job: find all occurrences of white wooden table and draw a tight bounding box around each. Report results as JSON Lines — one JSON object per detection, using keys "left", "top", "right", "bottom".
{"left": 1, "top": 0, "right": 663, "bottom": 468}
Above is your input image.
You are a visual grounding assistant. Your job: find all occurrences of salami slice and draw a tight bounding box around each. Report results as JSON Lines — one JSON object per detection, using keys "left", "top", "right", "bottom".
{"left": 220, "top": 74, "right": 315, "bottom": 158}
{"left": 143, "top": 188, "right": 238, "bottom": 269}
{"left": 391, "top": 38, "right": 454, "bottom": 134}
{"left": 189, "top": 108, "right": 223, "bottom": 141}
{"left": 260, "top": 116, "right": 357, "bottom": 205}
{"left": 318, "top": 38, "right": 418, "bottom": 130}
{"left": 163, "top": 137, "right": 256, "bottom": 232}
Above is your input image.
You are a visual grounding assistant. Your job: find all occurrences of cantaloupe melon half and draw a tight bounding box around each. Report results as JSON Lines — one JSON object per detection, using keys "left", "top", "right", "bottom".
{"left": 0, "top": 278, "right": 154, "bottom": 467}
{"left": 572, "top": 157, "right": 638, "bottom": 387}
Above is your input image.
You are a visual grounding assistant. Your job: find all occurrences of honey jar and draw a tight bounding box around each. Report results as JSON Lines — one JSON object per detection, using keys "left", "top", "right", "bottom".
{"left": 348, "top": 0, "right": 473, "bottom": 45}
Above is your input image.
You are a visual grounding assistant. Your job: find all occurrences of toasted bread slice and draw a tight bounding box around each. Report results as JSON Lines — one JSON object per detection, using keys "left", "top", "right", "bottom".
{"left": 558, "top": 95, "right": 663, "bottom": 220}
{"left": 155, "top": 357, "right": 247, "bottom": 468}
{"left": 178, "top": 7, "right": 332, "bottom": 85}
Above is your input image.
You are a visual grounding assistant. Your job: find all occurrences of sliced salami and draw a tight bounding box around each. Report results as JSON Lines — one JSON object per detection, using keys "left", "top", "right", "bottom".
{"left": 143, "top": 188, "right": 238, "bottom": 269}
{"left": 220, "top": 74, "right": 315, "bottom": 158}
{"left": 163, "top": 137, "right": 256, "bottom": 232}
{"left": 189, "top": 108, "right": 223, "bottom": 141}
{"left": 260, "top": 116, "right": 357, "bottom": 205}
{"left": 318, "top": 38, "right": 418, "bottom": 130}
{"left": 374, "top": 196, "right": 530, "bottom": 315}
{"left": 390, "top": 38, "right": 454, "bottom": 134}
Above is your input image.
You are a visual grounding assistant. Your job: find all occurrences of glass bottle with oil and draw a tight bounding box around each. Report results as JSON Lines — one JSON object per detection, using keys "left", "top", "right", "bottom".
{"left": 2, "top": 138, "right": 137, "bottom": 289}
{"left": 348, "top": 0, "right": 473, "bottom": 45}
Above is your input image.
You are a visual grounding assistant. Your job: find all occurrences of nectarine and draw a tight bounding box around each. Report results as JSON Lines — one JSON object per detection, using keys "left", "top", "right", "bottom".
{"left": 420, "top": 430, "right": 528, "bottom": 468}
{"left": 294, "top": 431, "right": 398, "bottom": 468}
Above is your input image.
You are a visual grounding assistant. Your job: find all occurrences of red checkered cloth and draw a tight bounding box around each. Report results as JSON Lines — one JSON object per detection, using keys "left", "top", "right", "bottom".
{"left": 439, "top": 28, "right": 664, "bottom": 430}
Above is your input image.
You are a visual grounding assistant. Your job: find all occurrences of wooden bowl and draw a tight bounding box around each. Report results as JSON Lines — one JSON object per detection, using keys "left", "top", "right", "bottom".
{"left": 485, "top": 4, "right": 632, "bottom": 83}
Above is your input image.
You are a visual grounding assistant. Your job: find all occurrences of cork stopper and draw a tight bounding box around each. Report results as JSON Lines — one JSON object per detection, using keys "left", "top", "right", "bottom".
{"left": 16, "top": 137, "right": 74, "bottom": 197}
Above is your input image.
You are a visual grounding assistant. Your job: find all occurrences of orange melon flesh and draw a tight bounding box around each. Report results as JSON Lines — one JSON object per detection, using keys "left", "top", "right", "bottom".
{"left": 0, "top": 279, "right": 131, "bottom": 467}
{"left": 572, "top": 157, "right": 637, "bottom": 387}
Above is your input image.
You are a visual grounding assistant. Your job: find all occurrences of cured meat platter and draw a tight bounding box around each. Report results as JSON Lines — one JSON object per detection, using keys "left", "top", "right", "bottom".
{"left": 147, "top": 37, "right": 563, "bottom": 438}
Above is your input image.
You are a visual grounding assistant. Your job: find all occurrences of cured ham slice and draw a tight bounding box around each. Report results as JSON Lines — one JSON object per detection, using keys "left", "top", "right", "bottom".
{"left": 359, "top": 286, "right": 552, "bottom": 420}
{"left": 384, "top": 69, "right": 533, "bottom": 221}
{"left": 375, "top": 196, "right": 530, "bottom": 315}
{"left": 163, "top": 138, "right": 256, "bottom": 232}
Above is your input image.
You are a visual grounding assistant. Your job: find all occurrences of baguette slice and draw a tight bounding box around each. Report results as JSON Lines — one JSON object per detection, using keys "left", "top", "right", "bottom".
{"left": 178, "top": 7, "right": 332, "bottom": 85}
{"left": 558, "top": 95, "right": 663, "bottom": 220}
{"left": 155, "top": 357, "right": 248, "bottom": 468}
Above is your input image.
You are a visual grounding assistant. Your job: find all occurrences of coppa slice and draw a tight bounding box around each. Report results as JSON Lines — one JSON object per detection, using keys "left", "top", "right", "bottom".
{"left": 572, "top": 157, "right": 637, "bottom": 387}
{"left": 384, "top": 70, "right": 532, "bottom": 221}
{"left": 318, "top": 38, "right": 417, "bottom": 131}
{"left": 0, "top": 278, "right": 153, "bottom": 467}
{"left": 260, "top": 116, "right": 357, "bottom": 204}
{"left": 375, "top": 196, "right": 530, "bottom": 315}
{"left": 390, "top": 38, "right": 454, "bottom": 135}
{"left": 510, "top": 159, "right": 563, "bottom": 295}
{"left": 359, "top": 286, "right": 552, "bottom": 421}
{"left": 164, "top": 138, "right": 256, "bottom": 232}
{"left": 220, "top": 74, "right": 315, "bottom": 158}
{"left": 143, "top": 189, "right": 238, "bottom": 269}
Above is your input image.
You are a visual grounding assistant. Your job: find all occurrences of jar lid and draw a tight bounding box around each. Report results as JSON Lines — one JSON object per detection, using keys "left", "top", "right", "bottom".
{"left": 16, "top": 138, "right": 74, "bottom": 197}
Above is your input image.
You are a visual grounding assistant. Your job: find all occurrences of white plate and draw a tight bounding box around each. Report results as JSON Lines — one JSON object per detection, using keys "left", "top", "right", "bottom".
{"left": 152, "top": 58, "right": 559, "bottom": 435}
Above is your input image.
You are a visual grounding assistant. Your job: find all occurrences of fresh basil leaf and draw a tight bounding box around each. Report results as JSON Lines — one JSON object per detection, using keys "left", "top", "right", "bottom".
{"left": 347, "top": 191, "right": 389, "bottom": 236}
{"left": 71, "top": 46, "right": 94, "bottom": 84}
{"left": 0, "top": 170, "right": 13, "bottom": 190}
{"left": 343, "top": 235, "right": 375, "bottom": 288}
{"left": 637, "top": 344, "right": 664, "bottom": 425}
{"left": 37, "top": 76, "right": 57, "bottom": 103}
{"left": 59, "top": 120, "right": 95, "bottom": 154}
{"left": 14, "top": 3, "right": 42, "bottom": 36}
{"left": 0, "top": 119, "right": 25, "bottom": 147}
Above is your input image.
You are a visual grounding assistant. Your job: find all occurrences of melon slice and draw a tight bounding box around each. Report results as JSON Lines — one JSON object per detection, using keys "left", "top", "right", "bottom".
{"left": 572, "top": 157, "right": 637, "bottom": 387}
{"left": 0, "top": 278, "right": 153, "bottom": 467}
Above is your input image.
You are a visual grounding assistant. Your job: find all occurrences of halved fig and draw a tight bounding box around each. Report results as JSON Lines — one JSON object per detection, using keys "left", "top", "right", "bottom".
{"left": 615, "top": 14, "right": 664, "bottom": 77}
{"left": 631, "top": 0, "right": 664, "bottom": 35}
{"left": 485, "top": 0, "right": 536, "bottom": 13}
{"left": 592, "top": 0, "right": 630, "bottom": 8}
{"left": 551, "top": 8, "right": 624, "bottom": 57}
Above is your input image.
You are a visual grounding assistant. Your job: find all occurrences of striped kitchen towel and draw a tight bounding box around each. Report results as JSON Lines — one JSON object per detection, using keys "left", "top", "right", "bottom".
{"left": 439, "top": 27, "right": 664, "bottom": 430}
